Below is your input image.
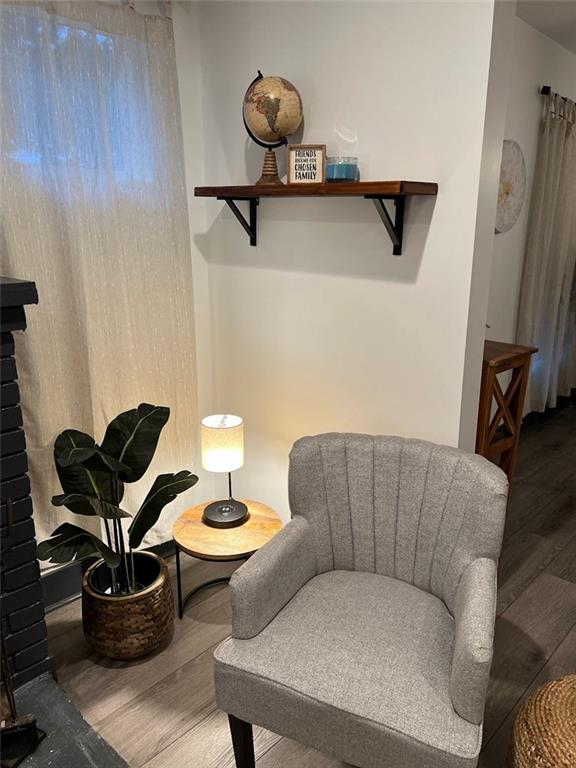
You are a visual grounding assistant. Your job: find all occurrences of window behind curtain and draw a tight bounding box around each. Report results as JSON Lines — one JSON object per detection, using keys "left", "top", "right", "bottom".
{"left": 0, "top": 1, "right": 198, "bottom": 550}
{"left": 2, "top": 3, "right": 159, "bottom": 194}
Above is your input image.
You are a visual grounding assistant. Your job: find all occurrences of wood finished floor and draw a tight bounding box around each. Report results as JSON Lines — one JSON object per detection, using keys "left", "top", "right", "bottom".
{"left": 46, "top": 406, "right": 576, "bottom": 768}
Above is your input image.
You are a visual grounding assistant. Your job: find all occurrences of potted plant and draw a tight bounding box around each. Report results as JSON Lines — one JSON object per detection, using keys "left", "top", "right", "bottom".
{"left": 37, "top": 403, "right": 197, "bottom": 659}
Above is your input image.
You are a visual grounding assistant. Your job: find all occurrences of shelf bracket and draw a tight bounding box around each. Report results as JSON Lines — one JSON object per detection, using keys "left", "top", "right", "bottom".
{"left": 219, "top": 197, "right": 259, "bottom": 246}
{"left": 366, "top": 195, "right": 406, "bottom": 255}
{"left": 217, "top": 194, "right": 407, "bottom": 254}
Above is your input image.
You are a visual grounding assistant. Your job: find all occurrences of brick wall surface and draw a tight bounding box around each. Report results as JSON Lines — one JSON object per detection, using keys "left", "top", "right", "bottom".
{"left": 1, "top": 278, "right": 52, "bottom": 688}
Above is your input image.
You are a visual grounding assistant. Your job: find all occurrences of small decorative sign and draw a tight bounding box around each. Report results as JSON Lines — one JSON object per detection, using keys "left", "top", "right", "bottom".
{"left": 287, "top": 144, "right": 326, "bottom": 184}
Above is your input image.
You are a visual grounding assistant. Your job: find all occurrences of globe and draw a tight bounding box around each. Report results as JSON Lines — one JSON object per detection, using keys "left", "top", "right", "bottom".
{"left": 243, "top": 74, "right": 303, "bottom": 147}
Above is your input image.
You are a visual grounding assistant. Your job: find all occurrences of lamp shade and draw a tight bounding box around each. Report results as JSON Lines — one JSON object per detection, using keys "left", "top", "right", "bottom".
{"left": 201, "top": 414, "right": 244, "bottom": 473}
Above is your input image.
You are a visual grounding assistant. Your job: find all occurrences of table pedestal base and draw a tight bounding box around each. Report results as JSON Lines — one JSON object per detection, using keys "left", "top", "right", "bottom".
{"left": 172, "top": 499, "right": 282, "bottom": 619}
{"left": 175, "top": 548, "right": 246, "bottom": 619}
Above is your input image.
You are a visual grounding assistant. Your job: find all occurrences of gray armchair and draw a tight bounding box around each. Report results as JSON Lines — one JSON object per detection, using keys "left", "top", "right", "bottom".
{"left": 214, "top": 433, "right": 508, "bottom": 768}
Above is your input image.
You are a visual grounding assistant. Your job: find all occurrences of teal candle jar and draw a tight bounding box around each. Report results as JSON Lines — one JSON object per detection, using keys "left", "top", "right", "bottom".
{"left": 326, "top": 156, "right": 359, "bottom": 182}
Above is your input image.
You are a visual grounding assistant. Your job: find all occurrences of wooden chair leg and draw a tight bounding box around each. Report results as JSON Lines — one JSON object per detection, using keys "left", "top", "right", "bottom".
{"left": 228, "top": 714, "right": 255, "bottom": 768}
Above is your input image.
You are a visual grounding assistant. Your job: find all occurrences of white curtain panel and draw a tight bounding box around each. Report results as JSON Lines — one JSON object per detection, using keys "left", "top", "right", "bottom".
{"left": 0, "top": 1, "right": 198, "bottom": 548}
{"left": 517, "top": 92, "right": 576, "bottom": 412}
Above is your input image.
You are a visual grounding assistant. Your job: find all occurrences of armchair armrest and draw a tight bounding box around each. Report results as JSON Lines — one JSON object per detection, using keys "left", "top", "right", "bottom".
{"left": 450, "top": 558, "right": 497, "bottom": 724}
{"left": 230, "top": 515, "right": 317, "bottom": 639}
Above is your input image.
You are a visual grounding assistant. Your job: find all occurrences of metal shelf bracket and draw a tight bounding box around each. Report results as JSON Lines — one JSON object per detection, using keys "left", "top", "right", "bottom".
{"left": 219, "top": 197, "right": 259, "bottom": 246}
{"left": 365, "top": 195, "right": 406, "bottom": 255}
{"left": 218, "top": 194, "right": 407, "bottom": 254}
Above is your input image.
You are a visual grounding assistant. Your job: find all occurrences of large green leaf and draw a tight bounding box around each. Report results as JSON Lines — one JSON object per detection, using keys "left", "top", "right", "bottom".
{"left": 128, "top": 471, "right": 198, "bottom": 549}
{"left": 91, "top": 450, "right": 130, "bottom": 474}
{"left": 37, "top": 522, "right": 120, "bottom": 567}
{"left": 51, "top": 493, "right": 131, "bottom": 520}
{"left": 54, "top": 430, "right": 120, "bottom": 502}
{"left": 54, "top": 430, "right": 96, "bottom": 468}
{"left": 100, "top": 404, "right": 170, "bottom": 483}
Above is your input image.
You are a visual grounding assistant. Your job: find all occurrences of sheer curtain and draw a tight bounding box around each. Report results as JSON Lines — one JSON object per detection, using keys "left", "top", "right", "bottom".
{"left": 517, "top": 92, "right": 576, "bottom": 412}
{"left": 0, "top": 1, "right": 198, "bottom": 547}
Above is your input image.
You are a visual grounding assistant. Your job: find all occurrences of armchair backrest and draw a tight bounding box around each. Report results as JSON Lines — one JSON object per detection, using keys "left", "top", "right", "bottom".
{"left": 288, "top": 433, "right": 508, "bottom": 612}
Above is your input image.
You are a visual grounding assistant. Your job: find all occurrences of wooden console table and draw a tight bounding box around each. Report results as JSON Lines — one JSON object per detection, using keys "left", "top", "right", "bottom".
{"left": 476, "top": 340, "right": 537, "bottom": 484}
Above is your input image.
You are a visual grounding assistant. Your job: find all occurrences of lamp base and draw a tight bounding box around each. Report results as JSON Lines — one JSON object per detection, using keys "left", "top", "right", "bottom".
{"left": 202, "top": 499, "right": 249, "bottom": 529}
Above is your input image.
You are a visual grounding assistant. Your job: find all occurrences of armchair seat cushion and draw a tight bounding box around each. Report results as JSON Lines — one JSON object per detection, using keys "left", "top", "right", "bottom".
{"left": 214, "top": 570, "right": 482, "bottom": 768}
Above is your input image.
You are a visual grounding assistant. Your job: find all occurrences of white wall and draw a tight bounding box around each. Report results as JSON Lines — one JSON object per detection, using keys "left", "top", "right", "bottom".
{"left": 459, "top": 0, "right": 516, "bottom": 450}
{"left": 487, "top": 17, "right": 576, "bottom": 343}
{"left": 175, "top": 1, "right": 500, "bottom": 520}
{"left": 173, "top": 1, "right": 215, "bottom": 500}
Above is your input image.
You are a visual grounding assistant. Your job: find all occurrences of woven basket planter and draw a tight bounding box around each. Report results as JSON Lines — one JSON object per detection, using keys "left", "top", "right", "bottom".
{"left": 82, "top": 551, "right": 174, "bottom": 660}
{"left": 510, "top": 675, "right": 576, "bottom": 768}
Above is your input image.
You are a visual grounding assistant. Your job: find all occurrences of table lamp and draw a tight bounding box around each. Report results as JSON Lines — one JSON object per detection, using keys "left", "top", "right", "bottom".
{"left": 201, "top": 414, "right": 248, "bottom": 528}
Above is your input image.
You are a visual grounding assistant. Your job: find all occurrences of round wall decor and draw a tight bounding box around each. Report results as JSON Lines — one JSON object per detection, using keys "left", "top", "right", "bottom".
{"left": 495, "top": 139, "right": 526, "bottom": 234}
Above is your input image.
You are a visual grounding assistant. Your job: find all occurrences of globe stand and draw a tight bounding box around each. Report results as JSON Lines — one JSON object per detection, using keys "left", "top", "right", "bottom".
{"left": 243, "top": 71, "right": 302, "bottom": 187}
{"left": 256, "top": 149, "right": 283, "bottom": 186}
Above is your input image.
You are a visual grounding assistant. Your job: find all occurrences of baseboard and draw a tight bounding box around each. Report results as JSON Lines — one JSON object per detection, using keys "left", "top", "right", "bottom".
{"left": 150, "top": 539, "right": 176, "bottom": 560}
{"left": 41, "top": 560, "right": 86, "bottom": 613}
{"left": 522, "top": 389, "right": 576, "bottom": 430}
{"left": 41, "top": 540, "right": 176, "bottom": 612}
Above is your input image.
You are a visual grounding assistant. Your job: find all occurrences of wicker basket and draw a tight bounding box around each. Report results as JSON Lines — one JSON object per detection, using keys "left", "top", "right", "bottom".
{"left": 82, "top": 551, "right": 174, "bottom": 660}
{"left": 510, "top": 675, "right": 576, "bottom": 768}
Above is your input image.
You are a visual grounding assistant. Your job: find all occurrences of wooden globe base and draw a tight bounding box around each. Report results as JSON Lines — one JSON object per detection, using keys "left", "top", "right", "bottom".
{"left": 256, "top": 149, "right": 283, "bottom": 186}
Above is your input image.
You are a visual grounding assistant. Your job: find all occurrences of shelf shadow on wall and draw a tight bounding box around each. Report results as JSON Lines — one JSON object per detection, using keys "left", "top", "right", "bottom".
{"left": 194, "top": 193, "right": 437, "bottom": 284}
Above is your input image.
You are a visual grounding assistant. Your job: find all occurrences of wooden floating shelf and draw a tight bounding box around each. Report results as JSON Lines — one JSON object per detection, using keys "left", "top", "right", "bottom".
{"left": 194, "top": 181, "right": 438, "bottom": 255}
{"left": 195, "top": 181, "right": 438, "bottom": 198}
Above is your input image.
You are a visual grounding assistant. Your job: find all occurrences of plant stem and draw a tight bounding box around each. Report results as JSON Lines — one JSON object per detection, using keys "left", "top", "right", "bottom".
{"left": 109, "top": 474, "right": 130, "bottom": 594}
{"left": 84, "top": 459, "right": 119, "bottom": 595}
{"left": 129, "top": 547, "right": 136, "bottom": 592}
{"left": 112, "top": 519, "right": 125, "bottom": 592}
{"left": 103, "top": 519, "right": 113, "bottom": 550}
{"left": 103, "top": 519, "right": 118, "bottom": 594}
{"left": 117, "top": 519, "right": 130, "bottom": 594}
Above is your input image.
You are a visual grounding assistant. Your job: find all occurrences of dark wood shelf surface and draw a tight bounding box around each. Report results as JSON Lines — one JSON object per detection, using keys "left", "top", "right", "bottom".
{"left": 194, "top": 181, "right": 438, "bottom": 199}
{"left": 483, "top": 340, "right": 538, "bottom": 368}
{"left": 194, "top": 181, "right": 438, "bottom": 255}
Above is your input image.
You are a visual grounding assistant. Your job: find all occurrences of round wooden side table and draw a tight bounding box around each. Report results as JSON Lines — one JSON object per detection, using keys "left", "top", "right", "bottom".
{"left": 172, "top": 499, "right": 282, "bottom": 618}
